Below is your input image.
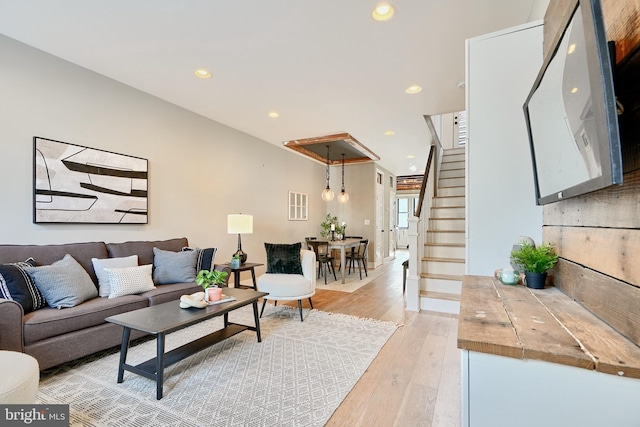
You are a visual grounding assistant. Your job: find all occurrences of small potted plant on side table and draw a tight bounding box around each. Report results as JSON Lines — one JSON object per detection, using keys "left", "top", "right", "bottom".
{"left": 510, "top": 242, "right": 558, "bottom": 289}
{"left": 230, "top": 254, "right": 241, "bottom": 269}
{"left": 196, "top": 269, "right": 228, "bottom": 302}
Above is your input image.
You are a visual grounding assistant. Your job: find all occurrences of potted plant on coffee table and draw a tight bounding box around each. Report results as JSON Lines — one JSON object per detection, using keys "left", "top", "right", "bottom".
{"left": 510, "top": 242, "right": 558, "bottom": 289}
{"left": 196, "top": 269, "right": 228, "bottom": 301}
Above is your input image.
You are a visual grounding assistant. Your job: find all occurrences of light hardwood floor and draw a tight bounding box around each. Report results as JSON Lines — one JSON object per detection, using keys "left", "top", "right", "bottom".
{"left": 287, "top": 251, "right": 462, "bottom": 427}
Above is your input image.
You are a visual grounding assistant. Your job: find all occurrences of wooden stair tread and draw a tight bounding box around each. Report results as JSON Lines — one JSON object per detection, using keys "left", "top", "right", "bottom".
{"left": 422, "top": 257, "right": 465, "bottom": 263}
{"left": 419, "top": 290, "right": 461, "bottom": 301}
{"left": 425, "top": 243, "right": 465, "bottom": 247}
{"left": 430, "top": 217, "right": 465, "bottom": 220}
{"left": 427, "top": 229, "right": 464, "bottom": 233}
{"left": 421, "top": 273, "right": 464, "bottom": 281}
{"left": 432, "top": 205, "right": 465, "bottom": 208}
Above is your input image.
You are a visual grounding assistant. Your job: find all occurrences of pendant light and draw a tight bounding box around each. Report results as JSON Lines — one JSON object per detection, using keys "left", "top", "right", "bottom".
{"left": 338, "top": 153, "right": 349, "bottom": 203}
{"left": 321, "top": 145, "right": 335, "bottom": 202}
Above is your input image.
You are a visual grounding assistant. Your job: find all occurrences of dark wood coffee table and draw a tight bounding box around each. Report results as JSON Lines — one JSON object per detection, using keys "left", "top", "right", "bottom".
{"left": 105, "top": 287, "right": 268, "bottom": 399}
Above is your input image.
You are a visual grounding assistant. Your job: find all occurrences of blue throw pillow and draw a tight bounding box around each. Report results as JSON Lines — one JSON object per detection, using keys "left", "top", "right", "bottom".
{"left": 264, "top": 243, "right": 303, "bottom": 275}
{"left": 24, "top": 254, "right": 98, "bottom": 309}
{"left": 152, "top": 247, "right": 198, "bottom": 284}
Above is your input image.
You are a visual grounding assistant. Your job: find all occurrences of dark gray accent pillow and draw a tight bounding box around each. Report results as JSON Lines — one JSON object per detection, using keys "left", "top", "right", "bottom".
{"left": 265, "top": 243, "right": 303, "bottom": 274}
{"left": 182, "top": 247, "right": 218, "bottom": 271}
{"left": 24, "top": 254, "right": 98, "bottom": 309}
{"left": 0, "top": 258, "right": 46, "bottom": 313}
{"left": 153, "top": 247, "right": 198, "bottom": 284}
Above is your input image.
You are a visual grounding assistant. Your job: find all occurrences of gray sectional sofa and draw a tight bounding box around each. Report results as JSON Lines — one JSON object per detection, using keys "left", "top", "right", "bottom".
{"left": 0, "top": 237, "right": 230, "bottom": 370}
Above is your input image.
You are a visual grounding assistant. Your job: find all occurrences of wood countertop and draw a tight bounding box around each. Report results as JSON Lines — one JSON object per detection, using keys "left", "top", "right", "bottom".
{"left": 457, "top": 275, "right": 640, "bottom": 379}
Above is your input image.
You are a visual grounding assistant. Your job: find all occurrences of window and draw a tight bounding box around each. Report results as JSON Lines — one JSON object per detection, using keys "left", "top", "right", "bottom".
{"left": 397, "top": 198, "right": 409, "bottom": 228}
{"left": 288, "top": 191, "right": 308, "bottom": 220}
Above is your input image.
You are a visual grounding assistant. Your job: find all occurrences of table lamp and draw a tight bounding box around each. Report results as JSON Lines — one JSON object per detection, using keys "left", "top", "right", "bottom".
{"left": 228, "top": 214, "right": 253, "bottom": 264}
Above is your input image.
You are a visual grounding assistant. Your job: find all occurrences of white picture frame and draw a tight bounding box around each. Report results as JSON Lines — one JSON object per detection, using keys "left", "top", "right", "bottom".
{"left": 288, "top": 191, "right": 308, "bottom": 221}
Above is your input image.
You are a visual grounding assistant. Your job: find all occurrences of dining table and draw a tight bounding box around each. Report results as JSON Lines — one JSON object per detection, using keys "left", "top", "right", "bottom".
{"left": 313, "top": 238, "right": 363, "bottom": 284}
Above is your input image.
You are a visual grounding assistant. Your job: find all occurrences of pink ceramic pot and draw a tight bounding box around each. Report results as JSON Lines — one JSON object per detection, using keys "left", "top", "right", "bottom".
{"left": 207, "top": 287, "right": 222, "bottom": 302}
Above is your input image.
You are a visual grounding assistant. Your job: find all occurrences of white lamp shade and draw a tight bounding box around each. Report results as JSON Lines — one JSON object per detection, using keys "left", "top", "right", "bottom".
{"left": 227, "top": 214, "right": 253, "bottom": 234}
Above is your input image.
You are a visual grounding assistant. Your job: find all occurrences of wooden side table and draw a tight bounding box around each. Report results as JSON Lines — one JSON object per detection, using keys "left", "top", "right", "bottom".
{"left": 225, "top": 262, "right": 263, "bottom": 290}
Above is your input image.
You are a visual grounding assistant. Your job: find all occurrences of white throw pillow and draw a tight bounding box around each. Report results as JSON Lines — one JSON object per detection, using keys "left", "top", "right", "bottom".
{"left": 92, "top": 255, "right": 139, "bottom": 297}
{"left": 105, "top": 264, "right": 156, "bottom": 299}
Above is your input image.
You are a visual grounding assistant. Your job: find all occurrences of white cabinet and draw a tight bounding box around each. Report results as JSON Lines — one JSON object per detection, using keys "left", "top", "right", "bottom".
{"left": 462, "top": 351, "right": 640, "bottom": 427}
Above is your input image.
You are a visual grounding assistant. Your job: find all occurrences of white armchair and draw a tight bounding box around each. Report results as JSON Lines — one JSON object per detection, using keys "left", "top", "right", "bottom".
{"left": 257, "top": 249, "right": 316, "bottom": 321}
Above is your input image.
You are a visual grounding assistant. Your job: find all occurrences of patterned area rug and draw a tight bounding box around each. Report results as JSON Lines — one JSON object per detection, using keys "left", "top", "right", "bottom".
{"left": 319, "top": 265, "right": 384, "bottom": 293}
{"left": 37, "top": 305, "right": 397, "bottom": 427}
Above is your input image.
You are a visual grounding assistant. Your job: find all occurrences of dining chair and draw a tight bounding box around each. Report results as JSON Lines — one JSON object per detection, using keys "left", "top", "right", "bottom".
{"left": 346, "top": 239, "right": 369, "bottom": 280}
{"left": 340, "top": 236, "right": 363, "bottom": 269}
{"left": 306, "top": 239, "right": 336, "bottom": 284}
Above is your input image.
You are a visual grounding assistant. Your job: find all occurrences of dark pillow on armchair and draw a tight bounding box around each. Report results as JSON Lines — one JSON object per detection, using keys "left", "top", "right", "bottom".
{"left": 264, "top": 243, "right": 303, "bottom": 275}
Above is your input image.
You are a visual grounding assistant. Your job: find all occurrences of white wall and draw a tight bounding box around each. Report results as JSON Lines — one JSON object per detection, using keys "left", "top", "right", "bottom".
{"left": 0, "top": 34, "right": 326, "bottom": 271}
{"left": 466, "top": 22, "right": 544, "bottom": 275}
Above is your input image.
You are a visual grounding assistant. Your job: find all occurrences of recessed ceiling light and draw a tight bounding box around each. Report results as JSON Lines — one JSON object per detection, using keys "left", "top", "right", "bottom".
{"left": 384, "top": 131, "right": 395, "bottom": 136}
{"left": 568, "top": 43, "right": 576, "bottom": 54}
{"left": 268, "top": 111, "right": 280, "bottom": 118}
{"left": 194, "top": 69, "right": 212, "bottom": 79}
{"left": 372, "top": 3, "right": 395, "bottom": 21}
{"left": 405, "top": 84, "right": 422, "bottom": 94}
{"left": 571, "top": 87, "right": 579, "bottom": 94}
{"left": 406, "top": 154, "right": 415, "bottom": 159}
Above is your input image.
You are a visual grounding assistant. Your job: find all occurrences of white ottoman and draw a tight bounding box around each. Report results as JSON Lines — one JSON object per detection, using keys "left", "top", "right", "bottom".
{"left": 0, "top": 351, "right": 39, "bottom": 403}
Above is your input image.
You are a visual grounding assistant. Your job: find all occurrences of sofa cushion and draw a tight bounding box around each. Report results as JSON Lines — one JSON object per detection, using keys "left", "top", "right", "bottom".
{"left": 257, "top": 273, "right": 314, "bottom": 299}
{"left": 92, "top": 255, "right": 139, "bottom": 297}
{"left": 153, "top": 247, "right": 197, "bottom": 284}
{"left": 0, "top": 259, "right": 47, "bottom": 313}
{"left": 105, "top": 265, "right": 156, "bottom": 298}
{"left": 24, "top": 254, "right": 98, "bottom": 309}
{"left": 106, "top": 238, "right": 188, "bottom": 266}
{"left": 265, "top": 243, "right": 303, "bottom": 275}
{"left": 140, "top": 282, "right": 202, "bottom": 306}
{"left": 0, "top": 242, "right": 108, "bottom": 285}
{"left": 22, "top": 294, "right": 148, "bottom": 345}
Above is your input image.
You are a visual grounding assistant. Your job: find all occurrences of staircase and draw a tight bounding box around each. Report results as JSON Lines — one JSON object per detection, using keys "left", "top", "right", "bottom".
{"left": 420, "top": 147, "right": 465, "bottom": 314}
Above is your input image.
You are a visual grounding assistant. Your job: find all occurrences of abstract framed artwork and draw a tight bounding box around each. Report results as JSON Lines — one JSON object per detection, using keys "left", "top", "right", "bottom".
{"left": 33, "top": 137, "right": 148, "bottom": 224}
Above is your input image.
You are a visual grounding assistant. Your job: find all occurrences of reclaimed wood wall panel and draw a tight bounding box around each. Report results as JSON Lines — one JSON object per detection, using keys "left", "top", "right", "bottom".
{"left": 602, "top": 0, "right": 640, "bottom": 62}
{"left": 544, "top": 226, "right": 640, "bottom": 285}
{"left": 551, "top": 258, "right": 640, "bottom": 347}
{"left": 540, "top": 0, "right": 640, "bottom": 348}
{"left": 543, "top": 168, "right": 640, "bottom": 228}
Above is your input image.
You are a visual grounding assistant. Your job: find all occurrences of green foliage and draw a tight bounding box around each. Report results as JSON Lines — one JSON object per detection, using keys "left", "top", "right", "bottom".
{"left": 320, "top": 213, "right": 345, "bottom": 237}
{"left": 196, "top": 269, "right": 228, "bottom": 290}
{"left": 510, "top": 242, "right": 558, "bottom": 274}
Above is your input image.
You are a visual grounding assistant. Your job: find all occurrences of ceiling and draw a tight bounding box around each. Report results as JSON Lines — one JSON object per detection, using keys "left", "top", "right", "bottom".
{"left": 0, "top": 1, "right": 545, "bottom": 176}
